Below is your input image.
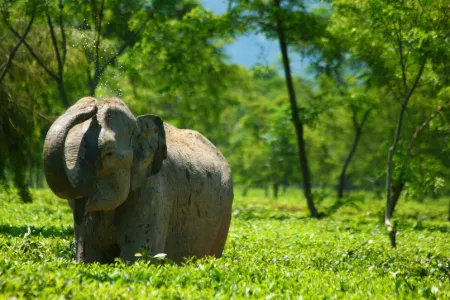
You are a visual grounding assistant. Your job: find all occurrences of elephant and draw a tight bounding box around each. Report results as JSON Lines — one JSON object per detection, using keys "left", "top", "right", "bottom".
{"left": 43, "top": 97, "right": 233, "bottom": 263}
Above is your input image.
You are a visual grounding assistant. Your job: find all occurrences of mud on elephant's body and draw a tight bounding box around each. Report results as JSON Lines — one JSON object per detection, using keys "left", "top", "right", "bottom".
{"left": 43, "top": 97, "right": 233, "bottom": 263}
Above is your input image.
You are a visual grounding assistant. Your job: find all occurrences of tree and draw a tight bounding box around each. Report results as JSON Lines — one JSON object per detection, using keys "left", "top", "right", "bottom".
{"left": 229, "top": 0, "right": 330, "bottom": 217}
{"left": 0, "top": 1, "right": 39, "bottom": 202}
{"left": 272, "top": 0, "right": 319, "bottom": 216}
{"left": 73, "top": 0, "right": 152, "bottom": 96}
{"left": 3, "top": 0, "right": 71, "bottom": 108}
{"left": 309, "top": 52, "right": 378, "bottom": 199}
{"left": 226, "top": 66, "right": 301, "bottom": 197}
{"left": 331, "top": 0, "right": 450, "bottom": 246}
{"left": 0, "top": 3, "right": 36, "bottom": 84}
{"left": 120, "top": 4, "right": 239, "bottom": 145}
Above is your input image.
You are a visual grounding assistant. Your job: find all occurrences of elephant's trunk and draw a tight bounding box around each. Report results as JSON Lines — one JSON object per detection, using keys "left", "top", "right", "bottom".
{"left": 43, "top": 105, "right": 98, "bottom": 199}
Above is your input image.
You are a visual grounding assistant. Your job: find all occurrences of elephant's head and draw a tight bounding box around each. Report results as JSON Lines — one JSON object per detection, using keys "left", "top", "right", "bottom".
{"left": 43, "top": 97, "right": 167, "bottom": 212}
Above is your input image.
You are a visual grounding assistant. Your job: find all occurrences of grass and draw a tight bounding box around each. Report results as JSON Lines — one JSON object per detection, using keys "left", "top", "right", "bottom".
{"left": 0, "top": 188, "right": 449, "bottom": 299}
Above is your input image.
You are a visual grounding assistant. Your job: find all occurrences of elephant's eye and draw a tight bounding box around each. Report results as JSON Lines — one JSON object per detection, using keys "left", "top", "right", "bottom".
{"left": 106, "top": 152, "right": 113, "bottom": 157}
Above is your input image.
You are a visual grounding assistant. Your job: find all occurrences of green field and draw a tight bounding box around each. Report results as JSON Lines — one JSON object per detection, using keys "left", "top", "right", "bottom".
{"left": 0, "top": 189, "right": 449, "bottom": 299}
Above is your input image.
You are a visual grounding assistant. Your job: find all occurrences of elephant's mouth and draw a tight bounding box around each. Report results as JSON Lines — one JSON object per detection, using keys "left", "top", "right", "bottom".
{"left": 72, "top": 194, "right": 114, "bottom": 224}
{"left": 71, "top": 192, "right": 123, "bottom": 224}
{"left": 83, "top": 181, "right": 129, "bottom": 212}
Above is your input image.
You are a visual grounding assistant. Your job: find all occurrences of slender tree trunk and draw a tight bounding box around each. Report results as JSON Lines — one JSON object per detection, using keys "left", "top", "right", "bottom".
{"left": 0, "top": 152, "right": 6, "bottom": 183}
{"left": 390, "top": 182, "right": 405, "bottom": 213}
{"left": 12, "top": 156, "right": 32, "bottom": 203}
{"left": 385, "top": 59, "right": 427, "bottom": 248}
{"left": 89, "top": 78, "right": 98, "bottom": 97}
{"left": 282, "top": 179, "right": 288, "bottom": 194}
{"left": 337, "top": 108, "right": 371, "bottom": 198}
{"left": 386, "top": 106, "right": 409, "bottom": 248}
{"left": 28, "top": 161, "right": 34, "bottom": 188}
{"left": 242, "top": 185, "right": 248, "bottom": 197}
{"left": 47, "top": 7, "right": 69, "bottom": 108}
{"left": 57, "top": 78, "right": 69, "bottom": 108}
{"left": 338, "top": 122, "right": 363, "bottom": 199}
{"left": 273, "top": 0, "right": 319, "bottom": 217}
{"left": 35, "top": 166, "right": 43, "bottom": 189}
{"left": 273, "top": 183, "right": 279, "bottom": 199}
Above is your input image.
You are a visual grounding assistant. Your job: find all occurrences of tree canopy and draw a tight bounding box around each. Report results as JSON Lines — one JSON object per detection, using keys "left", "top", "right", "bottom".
{"left": 1, "top": 0, "right": 449, "bottom": 245}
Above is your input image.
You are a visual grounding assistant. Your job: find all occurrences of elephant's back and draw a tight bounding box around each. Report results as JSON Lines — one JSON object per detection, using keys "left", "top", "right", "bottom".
{"left": 160, "top": 123, "right": 233, "bottom": 261}
{"left": 163, "top": 123, "right": 232, "bottom": 187}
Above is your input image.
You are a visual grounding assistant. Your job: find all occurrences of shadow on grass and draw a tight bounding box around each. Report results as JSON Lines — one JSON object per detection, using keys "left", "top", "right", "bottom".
{"left": 407, "top": 222, "right": 450, "bottom": 233}
{"left": 232, "top": 205, "right": 310, "bottom": 221}
{"left": 0, "top": 224, "right": 73, "bottom": 238}
{"left": 233, "top": 204, "right": 450, "bottom": 234}
{"left": 398, "top": 212, "right": 448, "bottom": 221}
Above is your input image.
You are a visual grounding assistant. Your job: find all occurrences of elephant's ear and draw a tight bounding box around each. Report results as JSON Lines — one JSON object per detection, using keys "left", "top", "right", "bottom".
{"left": 131, "top": 115, "right": 167, "bottom": 191}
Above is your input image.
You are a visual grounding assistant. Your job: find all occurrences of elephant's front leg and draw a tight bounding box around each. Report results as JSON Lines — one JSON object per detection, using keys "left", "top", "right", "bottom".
{"left": 118, "top": 183, "right": 172, "bottom": 263}
{"left": 71, "top": 199, "right": 114, "bottom": 263}
{"left": 74, "top": 222, "right": 110, "bottom": 263}
{"left": 119, "top": 222, "right": 168, "bottom": 262}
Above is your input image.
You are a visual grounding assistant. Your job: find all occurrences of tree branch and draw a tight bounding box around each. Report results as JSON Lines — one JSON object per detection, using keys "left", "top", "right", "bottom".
{"left": 361, "top": 106, "right": 372, "bottom": 124}
{"left": 351, "top": 106, "right": 358, "bottom": 131}
{"left": 6, "top": 97, "right": 54, "bottom": 123}
{"left": 46, "top": 12, "right": 62, "bottom": 77}
{"left": 98, "top": 16, "right": 150, "bottom": 76}
{"left": 337, "top": 106, "right": 373, "bottom": 199}
{"left": 405, "top": 58, "right": 427, "bottom": 102}
{"left": 0, "top": 8, "right": 36, "bottom": 84}
{"left": 88, "top": 1, "right": 152, "bottom": 95}
{"left": 398, "top": 99, "right": 450, "bottom": 182}
{"left": 59, "top": 0, "right": 67, "bottom": 65}
{"left": 94, "top": 0, "right": 105, "bottom": 79}
{"left": 3, "top": 16, "right": 57, "bottom": 80}
{"left": 416, "top": 79, "right": 438, "bottom": 88}
{"left": 89, "top": 13, "right": 152, "bottom": 95}
{"left": 395, "top": 19, "right": 408, "bottom": 94}
{"left": 45, "top": 6, "right": 69, "bottom": 107}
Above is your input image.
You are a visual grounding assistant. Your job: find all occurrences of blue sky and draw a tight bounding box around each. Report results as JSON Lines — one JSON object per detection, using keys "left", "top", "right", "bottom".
{"left": 202, "top": 0, "right": 308, "bottom": 74}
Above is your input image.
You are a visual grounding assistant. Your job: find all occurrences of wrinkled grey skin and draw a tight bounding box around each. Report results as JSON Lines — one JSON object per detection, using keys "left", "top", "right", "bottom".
{"left": 43, "top": 97, "right": 233, "bottom": 263}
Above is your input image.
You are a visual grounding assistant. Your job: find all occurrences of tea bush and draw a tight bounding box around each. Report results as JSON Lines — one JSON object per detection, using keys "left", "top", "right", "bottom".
{"left": 0, "top": 189, "right": 449, "bottom": 299}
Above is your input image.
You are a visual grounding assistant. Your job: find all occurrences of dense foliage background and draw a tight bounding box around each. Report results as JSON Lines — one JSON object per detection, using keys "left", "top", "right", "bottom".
{"left": 0, "top": 0, "right": 449, "bottom": 296}
{"left": 2, "top": 0, "right": 450, "bottom": 207}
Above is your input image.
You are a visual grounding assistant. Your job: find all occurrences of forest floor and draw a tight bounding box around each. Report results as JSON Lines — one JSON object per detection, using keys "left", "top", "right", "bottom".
{"left": 0, "top": 188, "right": 449, "bottom": 299}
